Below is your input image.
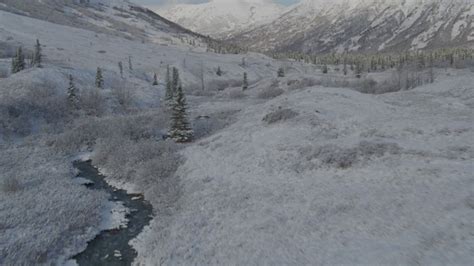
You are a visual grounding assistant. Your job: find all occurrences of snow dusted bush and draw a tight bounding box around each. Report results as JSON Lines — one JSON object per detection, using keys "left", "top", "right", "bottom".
{"left": 80, "top": 87, "right": 104, "bottom": 116}
{"left": 228, "top": 87, "right": 246, "bottom": 99}
{"left": 263, "top": 108, "right": 299, "bottom": 124}
{"left": 0, "top": 73, "right": 69, "bottom": 138}
{"left": 287, "top": 77, "right": 321, "bottom": 91}
{"left": 354, "top": 78, "right": 378, "bottom": 94}
{"left": 112, "top": 83, "right": 135, "bottom": 112}
{"left": 207, "top": 79, "right": 243, "bottom": 91}
{"left": 0, "top": 41, "right": 18, "bottom": 58}
{"left": 257, "top": 87, "right": 285, "bottom": 99}
{"left": 0, "top": 67, "right": 8, "bottom": 78}
{"left": 54, "top": 111, "right": 168, "bottom": 153}
{"left": 92, "top": 138, "right": 181, "bottom": 191}
{"left": 190, "top": 90, "right": 215, "bottom": 97}
{"left": 300, "top": 141, "right": 402, "bottom": 169}
{"left": 192, "top": 111, "right": 238, "bottom": 139}
{"left": 1, "top": 175, "right": 21, "bottom": 193}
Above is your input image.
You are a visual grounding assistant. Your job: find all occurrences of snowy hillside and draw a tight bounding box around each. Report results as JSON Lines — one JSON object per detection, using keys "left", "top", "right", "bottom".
{"left": 152, "top": 0, "right": 285, "bottom": 37}
{"left": 230, "top": 0, "right": 474, "bottom": 53}
{"left": 0, "top": 0, "right": 210, "bottom": 48}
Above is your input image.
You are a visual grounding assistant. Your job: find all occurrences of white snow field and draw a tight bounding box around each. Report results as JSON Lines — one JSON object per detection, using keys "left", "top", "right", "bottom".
{"left": 133, "top": 70, "right": 474, "bottom": 265}
{"left": 1, "top": 1, "right": 474, "bottom": 266}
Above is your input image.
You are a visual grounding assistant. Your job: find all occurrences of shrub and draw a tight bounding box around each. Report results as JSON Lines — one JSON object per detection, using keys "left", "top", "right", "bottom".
{"left": 355, "top": 78, "right": 378, "bottom": 94}
{"left": 0, "top": 67, "right": 8, "bottom": 78}
{"left": 228, "top": 88, "right": 246, "bottom": 99}
{"left": 80, "top": 87, "right": 103, "bottom": 116}
{"left": 301, "top": 141, "right": 401, "bottom": 169}
{"left": 1, "top": 176, "right": 21, "bottom": 193}
{"left": 112, "top": 84, "right": 135, "bottom": 112}
{"left": 257, "top": 87, "right": 285, "bottom": 99}
{"left": 287, "top": 78, "right": 321, "bottom": 91}
{"left": 263, "top": 108, "right": 298, "bottom": 124}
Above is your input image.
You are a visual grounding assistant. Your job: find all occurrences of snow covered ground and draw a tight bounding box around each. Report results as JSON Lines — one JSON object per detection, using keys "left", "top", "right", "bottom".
{"left": 133, "top": 70, "right": 474, "bottom": 265}
{"left": 1, "top": 3, "right": 473, "bottom": 265}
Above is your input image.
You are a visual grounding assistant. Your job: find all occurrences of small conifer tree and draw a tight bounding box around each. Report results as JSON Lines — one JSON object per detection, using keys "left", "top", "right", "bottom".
{"left": 95, "top": 67, "right": 104, "bottom": 89}
{"left": 33, "top": 39, "right": 42, "bottom": 68}
{"left": 118, "top": 61, "right": 123, "bottom": 78}
{"left": 216, "top": 66, "right": 222, "bottom": 76}
{"left": 165, "top": 65, "right": 173, "bottom": 102}
{"left": 277, "top": 67, "right": 285, "bottom": 77}
{"left": 153, "top": 73, "right": 158, "bottom": 85}
{"left": 322, "top": 64, "right": 328, "bottom": 74}
{"left": 355, "top": 62, "right": 363, "bottom": 78}
{"left": 242, "top": 72, "right": 248, "bottom": 90}
{"left": 11, "top": 58, "right": 16, "bottom": 74}
{"left": 67, "top": 74, "right": 79, "bottom": 111}
{"left": 172, "top": 67, "right": 179, "bottom": 92}
{"left": 11, "top": 47, "right": 26, "bottom": 74}
{"left": 128, "top": 56, "right": 133, "bottom": 71}
{"left": 170, "top": 82, "right": 193, "bottom": 143}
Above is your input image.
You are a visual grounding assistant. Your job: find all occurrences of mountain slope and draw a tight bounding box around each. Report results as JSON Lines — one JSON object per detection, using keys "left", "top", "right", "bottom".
{"left": 230, "top": 0, "right": 474, "bottom": 53}
{"left": 152, "top": 0, "right": 285, "bottom": 37}
{"left": 0, "top": 0, "right": 209, "bottom": 48}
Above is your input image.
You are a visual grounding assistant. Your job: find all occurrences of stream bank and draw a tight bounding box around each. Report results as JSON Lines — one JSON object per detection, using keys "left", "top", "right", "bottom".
{"left": 71, "top": 160, "right": 153, "bottom": 265}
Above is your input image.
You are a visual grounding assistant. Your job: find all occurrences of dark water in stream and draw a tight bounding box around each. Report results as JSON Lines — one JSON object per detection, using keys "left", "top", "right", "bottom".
{"left": 72, "top": 160, "right": 153, "bottom": 266}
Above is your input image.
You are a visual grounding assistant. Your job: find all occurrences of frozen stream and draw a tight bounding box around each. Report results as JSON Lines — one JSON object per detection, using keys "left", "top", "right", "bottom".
{"left": 71, "top": 160, "right": 153, "bottom": 265}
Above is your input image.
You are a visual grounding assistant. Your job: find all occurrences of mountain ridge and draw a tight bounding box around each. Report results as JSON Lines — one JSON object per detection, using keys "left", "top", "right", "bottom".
{"left": 227, "top": 0, "right": 474, "bottom": 53}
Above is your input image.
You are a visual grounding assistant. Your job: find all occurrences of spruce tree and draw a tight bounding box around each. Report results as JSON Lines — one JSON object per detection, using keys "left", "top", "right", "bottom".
{"left": 33, "top": 39, "right": 42, "bottom": 68}
{"left": 277, "top": 67, "right": 285, "bottom": 77}
{"left": 11, "top": 57, "right": 17, "bottom": 74}
{"left": 128, "top": 56, "right": 133, "bottom": 71}
{"left": 118, "top": 61, "right": 123, "bottom": 78}
{"left": 216, "top": 66, "right": 222, "bottom": 76}
{"left": 95, "top": 67, "right": 104, "bottom": 89}
{"left": 172, "top": 67, "right": 179, "bottom": 92}
{"left": 355, "top": 62, "right": 363, "bottom": 78}
{"left": 322, "top": 64, "right": 328, "bottom": 74}
{"left": 153, "top": 72, "right": 158, "bottom": 85}
{"left": 67, "top": 74, "right": 79, "bottom": 111}
{"left": 242, "top": 72, "right": 248, "bottom": 90}
{"left": 170, "top": 83, "right": 193, "bottom": 143}
{"left": 165, "top": 65, "right": 173, "bottom": 103}
{"left": 12, "top": 47, "right": 26, "bottom": 74}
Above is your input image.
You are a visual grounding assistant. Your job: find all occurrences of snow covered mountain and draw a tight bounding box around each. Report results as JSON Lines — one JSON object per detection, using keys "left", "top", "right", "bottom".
{"left": 230, "top": 0, "right": 474, "bottom": 53}
{"left": 0, "top": 0, "right": 210, "bottom": 48}
{"left": 151, "top": 0, "right": 285, "bottom": 37}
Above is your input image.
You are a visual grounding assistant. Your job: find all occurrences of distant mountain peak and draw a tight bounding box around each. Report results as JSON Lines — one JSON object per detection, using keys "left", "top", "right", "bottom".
{"left": 151, "top": 0, "right": 285, "bottom": 37}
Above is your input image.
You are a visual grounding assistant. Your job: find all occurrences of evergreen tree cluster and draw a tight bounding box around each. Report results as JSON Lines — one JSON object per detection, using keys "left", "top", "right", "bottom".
{"left": 11, "top": 39, "right": 43, "bottom": 74}
{"left": 205, "top": 38, "right": 248, "bottom": 55}
{"left": 270, "top": 47, "right": 474, "bottom": 77}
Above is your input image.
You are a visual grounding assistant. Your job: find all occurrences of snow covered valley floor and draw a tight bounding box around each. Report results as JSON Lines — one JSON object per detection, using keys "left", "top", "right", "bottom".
{"left": 133, "top": 71, "right": 474, "bottom": 265}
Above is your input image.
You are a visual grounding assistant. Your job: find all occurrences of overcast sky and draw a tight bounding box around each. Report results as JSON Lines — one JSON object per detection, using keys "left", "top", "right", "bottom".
{"left": 134, "top": 0, "right": 300, "bottom": 6}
